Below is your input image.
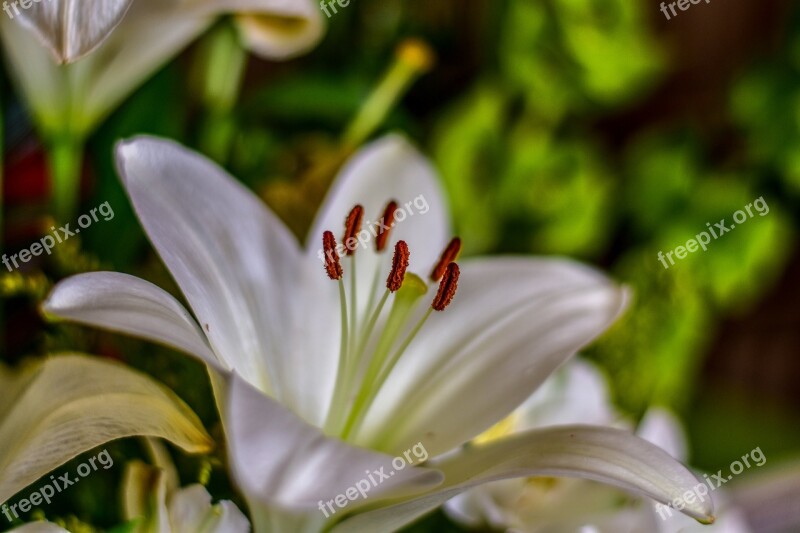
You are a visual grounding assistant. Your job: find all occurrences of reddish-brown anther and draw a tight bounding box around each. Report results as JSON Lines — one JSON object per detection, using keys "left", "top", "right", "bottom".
{"left": 386, "top": 241, "right": 410, "bottom": 292}
{"left": 432, "top": 262, "right": 459, "bottom": 311}
{"left": 323, "top": 231, "right": 343, "bottom": 280}
{"left": 375, "top": 200, "right": 399, "bottom": 252}
{"left": 430, "top": 237, "right": 461, "bottom": 281}
{"left": 343, "top": 205, "right": 365, "bottom": 255}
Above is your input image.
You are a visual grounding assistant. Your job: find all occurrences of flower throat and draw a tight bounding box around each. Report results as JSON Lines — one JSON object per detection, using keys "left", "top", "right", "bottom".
{"left": 321, "top": 202, "right": 461, "bottom": 440}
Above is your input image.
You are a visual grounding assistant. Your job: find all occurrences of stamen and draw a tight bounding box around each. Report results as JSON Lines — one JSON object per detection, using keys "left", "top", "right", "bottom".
{"left": 386, "top": 241, "right": 410, "bottom": 292}
{"left": 430, "top": 237, "right": 461, "bottom": 281}
{"left": 343, "top": 205, "right": 365, "bottom": 255}
{"left": 432, "top": 262, "right": 459, "bottom": 311}
{"left": 375, "top": 200, "right": 398, "bottom": 252}
{"left": 322, "top": 231, "right": 343, "bottom": 280}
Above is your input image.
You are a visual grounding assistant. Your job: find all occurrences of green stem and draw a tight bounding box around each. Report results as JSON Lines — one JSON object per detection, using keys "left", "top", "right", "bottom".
{"left": 194, "top": 21, "right": 247, "bottom": 164}
{"left": 48, "top": 135, "right": 84, "bottom": 223}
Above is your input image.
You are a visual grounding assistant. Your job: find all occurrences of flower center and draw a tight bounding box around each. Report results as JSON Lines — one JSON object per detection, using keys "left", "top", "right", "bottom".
{"left": 321, "top": 202, "right": 461, "bottom": 439}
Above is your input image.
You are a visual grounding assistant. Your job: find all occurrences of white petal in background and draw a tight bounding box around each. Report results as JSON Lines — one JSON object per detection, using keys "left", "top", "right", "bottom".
{"left": 334, "top": 426, "right": 714, "bottom": 533}
{"left": 196, "top": 0, "right": 325, "bottom": 59}
{"left": 0, "top": 354, "right": 213, "bottom": 504}
{"left": 637, "top": 408, "right": 689, "bottom": 462}
{"left": 514, "top": 358, "right": 619, "bottom": 430}
{"left": 123, "top": 461, "right": 250, "bottom": 533}
{"left": 15, "top": 0, "right": 134, "bottom": 63}
{"left": 1, "top": 0, "right": 324, "bottom": 134}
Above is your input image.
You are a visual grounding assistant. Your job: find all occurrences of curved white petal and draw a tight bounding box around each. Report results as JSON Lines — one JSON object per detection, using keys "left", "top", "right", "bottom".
{"left": 358, "top": 257, "right": 629, "bottom": 456}
{"left": 442, "top": 359, "right": 624, "bottom": 531}
{"left": 116, "top": 136, "right": 339, "bottom": 424}
{"left": 115, "top": 136, "right": 300, "bottom": 396}
{"left": 235, "top": 12, "right": 324, "bottom": 60}
{"left": 15, "top": 0, "right": 134, "bottom": 63}
{"left": 334, "top": 426, "right": 714, "bottom": 533}
{"left": 224, "top": 373, "right": 443, "bottom": 510}
{"left": 43, "top": 272, "right": 219, "bottom": 369}
{"left": 0, "top": 354, "right": 213, "bottom": 505}
{"left": 196, "top": 0, "right": 325, "bottom": 59}
{"left": 307, "top": 135, "right": 450, "bottom": 324}
{"left": 122, "top": 461, "right": 171, "bottom": 532}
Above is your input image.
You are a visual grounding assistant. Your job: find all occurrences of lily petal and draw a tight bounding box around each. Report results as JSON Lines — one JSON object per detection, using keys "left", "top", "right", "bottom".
{"left": 0, "top": 354, "right": 213, "bottom": 504}
{"left": 43, "top": 272, "right": 219, "bottom": 370}
{"left": 1, "top": 0, "right": 211, "bottom": 133}
{"left": 334, "top": 426, "right": 714, "bottom": 532}
{"left": 308, "top": 135, "right": 450, "bottom": 322}
{"left": 122, "top": 461, "right": 171, "bottom": 533}
{"left": 115, "top": 136, "right": 340, "bottom": 424}
{"left": 514, "top": 358, "right": 618, "bottom": 430}
{"left": 2, "top": 0, "right": 324, "bottom": 134}
{"left": 194, "top": 0, "right": 325, "bottom": 59}
{"left": 224, "top": 372, "right": 443, "bottom": 510}
{"left": 637, "top": 408, "right": 688, "bottom": 462}
{"left": 358, "top": 257, "right": 629, "bottom": 456}
{"left": 115, "top": 136, "right": 302, "bottom": 398}
{"left": 15, "top": 0, "right": 134, "bottom": 63}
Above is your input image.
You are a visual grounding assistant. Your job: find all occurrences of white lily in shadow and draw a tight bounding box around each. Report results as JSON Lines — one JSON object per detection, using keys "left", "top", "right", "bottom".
{"left": 122, "top": 459, "right": 249, "bottom": 533}
{"left": 43, "top": 134, "right": 714, "bottom": 531}
{"left": 0, "top": 0, "right": 324, "bottom": 135}
{"left": 446, "top": 361, "right": 750, "bottom": 532}
{"left": 0, "top": 354, "right": 213, "bottom": 506}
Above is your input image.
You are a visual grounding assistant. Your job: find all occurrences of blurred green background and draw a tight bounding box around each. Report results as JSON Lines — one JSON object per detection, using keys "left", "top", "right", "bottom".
{"left": 2, "top": 0, "right": 800, "bottom": 530}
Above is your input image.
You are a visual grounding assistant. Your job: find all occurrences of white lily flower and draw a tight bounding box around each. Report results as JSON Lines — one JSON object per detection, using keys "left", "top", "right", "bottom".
{"left": 123, "top": 460, "right": 249, "bottom": 533}
{"left": 0, "top": 354, "right": 213, "bottom": 506}
{"left": 43, "top": 134, "right": 714, "bottom": 531}
{"left": 0, "top": 0, "right": 324, "bottom": 134}
{"left": 446, "top": 363, "right": 750, "bottom": 533}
